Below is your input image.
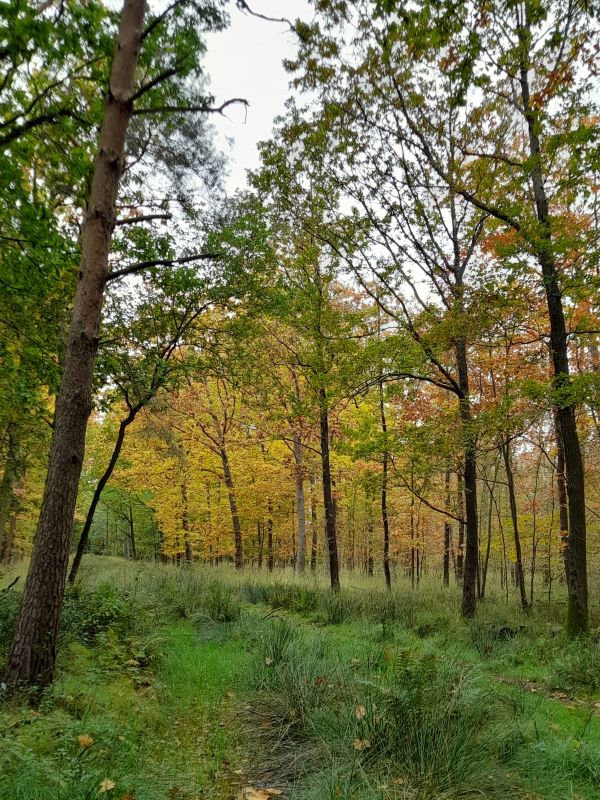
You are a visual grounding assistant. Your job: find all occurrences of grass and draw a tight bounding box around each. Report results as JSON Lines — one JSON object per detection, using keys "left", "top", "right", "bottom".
{"left": 1, "top": 558, "right": 600, "bottom": 799}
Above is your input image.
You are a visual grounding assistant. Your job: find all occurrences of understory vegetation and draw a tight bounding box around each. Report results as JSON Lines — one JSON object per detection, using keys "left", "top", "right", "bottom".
{"left": 2, "top": 558, "right": 600, "bottom": 800}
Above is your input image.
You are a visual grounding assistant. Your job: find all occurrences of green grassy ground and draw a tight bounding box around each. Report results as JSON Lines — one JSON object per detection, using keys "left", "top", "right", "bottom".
{"left": 1, "top": 558, "right": 600, "bottom": 799}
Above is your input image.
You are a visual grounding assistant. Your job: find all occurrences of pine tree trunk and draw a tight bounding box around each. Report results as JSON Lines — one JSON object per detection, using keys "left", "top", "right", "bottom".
{"left": 4, "top": 0, "right": 146, "bottom": 691}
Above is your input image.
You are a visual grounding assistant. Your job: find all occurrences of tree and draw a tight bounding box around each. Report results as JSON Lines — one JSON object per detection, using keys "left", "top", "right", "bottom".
{"left": 4, "top": 0, "right": 232, "bottom": 690}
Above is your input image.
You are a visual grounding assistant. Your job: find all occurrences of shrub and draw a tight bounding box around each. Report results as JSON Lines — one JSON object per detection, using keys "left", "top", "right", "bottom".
{"left": 549, "top": 636, "right": 600, "bottom": 694}
{"left": 61, "top": 583, "right": 131, "bottom": 644}
{"left": 201, "top": 580, "right": 241, "bottom": 623}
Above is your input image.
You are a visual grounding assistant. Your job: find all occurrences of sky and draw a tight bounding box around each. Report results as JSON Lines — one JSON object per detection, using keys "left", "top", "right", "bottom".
{"left": 203, "top": 0, "right": 312, "bottom": 193}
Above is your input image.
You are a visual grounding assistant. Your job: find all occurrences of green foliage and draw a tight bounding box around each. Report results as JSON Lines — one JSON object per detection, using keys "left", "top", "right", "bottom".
{"left": 550, "top": 636, "right": 600, "bottom": 694}
{"left": 61, "top": 583, "right": 131, "bottom": 644}
{"left": 0, "top": 586, "right": 21, "bottom": 663}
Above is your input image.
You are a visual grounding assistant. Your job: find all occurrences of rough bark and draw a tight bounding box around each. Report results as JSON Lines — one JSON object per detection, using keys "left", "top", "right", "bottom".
{"left": 4, "top": 0, "right": 146, "bottom": 691}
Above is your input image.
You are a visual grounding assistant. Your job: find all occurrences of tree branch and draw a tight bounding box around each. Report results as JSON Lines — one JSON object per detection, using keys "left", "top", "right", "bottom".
{"left": 132, "top": 98, "right": 249, "bottom": 117}
{"left": 105, "top": 252, "right": 221, "bottom": 282}
{"left": 115, "top": 213, "right": 172, "bottom": 226}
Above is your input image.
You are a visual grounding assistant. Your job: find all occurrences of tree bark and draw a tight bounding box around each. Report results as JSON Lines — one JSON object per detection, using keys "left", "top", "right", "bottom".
{"left": 1, "top": 512, "right": 17, "bottom": 564}
{"left": 181, "top": 479, "right": 192, "bottom": 563}
{"left": 456, "top": 337, "right": 478, "bottom": 618}
{"left": 4, "top": 0, "right": 146, "bottom": 691}
{"left": 443, "top": 468, "right": 451, "bottom": 587}
{"left": 221, "top": 449, "right": 243, "bottom": 569}
{"left": 267, "top": 502, "right": 274, "bottom": 572}
{"left": 502, "top": 440, "right": 528, "bottom": 610}
{"left": 518, "top": 9, "right": 587, "bottom": 634}
{"left": 319, "top": 386, "right": 340, "bottom": 590}
{"left": 309, "top": 475, "right": 318, "bottom": 572}
{"left": 68, "top": 406, "right": 140, "bottom": 583}
{"left": 379, "top": 379, "right": 392, "bottom": 590}
{"left": 128, "top": 500, "right": 137, "bottom": 560}
{"left": 0, "top": 428, "right": 18, "bottom": 552}
{"left": 293, "top": 434, "right": 306, "bottom": 573}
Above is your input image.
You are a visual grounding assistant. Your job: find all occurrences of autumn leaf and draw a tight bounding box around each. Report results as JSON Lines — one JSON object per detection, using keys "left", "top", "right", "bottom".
{"left": 353, "top": 738, "right": 371, "bottom": 750}
{"left": 355, "top": 705, "right": 367, "bottom": 720}
{"left": 240, "top": 788, "right": 283, "bottom": 799}
{"left": 99, "top": 778, "right": 116, "bottom": 794}
{"left": 77, "top": 734, "right": 94, "bottom": 748}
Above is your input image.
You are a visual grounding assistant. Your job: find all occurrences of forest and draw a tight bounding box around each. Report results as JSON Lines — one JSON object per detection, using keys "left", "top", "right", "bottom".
{"left": 1, "top": 0, "right": 600, "bottom": 798}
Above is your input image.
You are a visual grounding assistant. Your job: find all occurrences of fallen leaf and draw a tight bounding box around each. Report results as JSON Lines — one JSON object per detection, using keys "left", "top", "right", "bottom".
{"left": 99, "top": 778, "right": 116, "bottom": 794}
{"left": 355, "top": 705, "right": 367, "bottom": 720}
{"left": 120, "top": 794, "right": 135, "bottom": 800}
{"left": 241, "top": 788, "right": 283, "bottom": 799}
{"left": 353, "top": 738, "right": 371, "bottom": 750}
{"left": 78, "top": 734, "right": 94, "bottom": 748}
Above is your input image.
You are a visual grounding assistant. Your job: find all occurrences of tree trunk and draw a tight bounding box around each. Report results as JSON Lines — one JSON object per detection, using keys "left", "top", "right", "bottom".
{"left": 257, "top": 520, "right": 264, "bottom": 569}
{"left": 502, "top": 440, "right": 528, "bottom": 610}
{"left": 181, "top": 479, "right": 192, "bottom": 563}
{"left": 319, "top": 386, "right": 340, "bottom": 590}
{"left": 456, "top": 469, "right": 465, "bottom": 581}
{"left": 443, "top": 468, "right": 451, "bottom": 587}
{"left": 221, "top": 449, "right": 243, "bottom": 569}
{"left": 69, "top": 407, "right": 139, "bottom": 583}
{"left": 267, "top": 502, "right": 274, "bottom": 572}
{"left": 293, "top": 433, "right": 306, "bottom": 573}
{"left": 518, "top": 10, "right": 587, "bottom": 634}
{"left": 456, "top": 338, "right": 478, "bottom": 618}
{"left": 4, "top": 0, "right": 146, "bottom": 691}
{"left": 553, "top": 407, "right": 569, "bottom": 554}
{"left": 380, "top": 380, "right": 391, "bottom": 590}
{"left": 309, "top": 476, "right": 318, "bottom": 572}
{"left": 128, "top": 500, "right": 137, "bottom": 560}
{"left": 1, "top": 512, "right": 17, "bottom": 564}
{"left": 0, "top": 428, "right": 18, "bottom": 552}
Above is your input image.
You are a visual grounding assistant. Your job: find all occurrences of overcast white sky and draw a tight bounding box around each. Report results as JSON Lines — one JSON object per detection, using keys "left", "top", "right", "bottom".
{"left": 203, "top": 0, "right": 312, "bottom": 193}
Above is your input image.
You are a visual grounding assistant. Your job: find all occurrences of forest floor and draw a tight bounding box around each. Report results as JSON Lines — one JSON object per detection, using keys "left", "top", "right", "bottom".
{"left": 2, "top": 558, "right": 600, "bottom": 800}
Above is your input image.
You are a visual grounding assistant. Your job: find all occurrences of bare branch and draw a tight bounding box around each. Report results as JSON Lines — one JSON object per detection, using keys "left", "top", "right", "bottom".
{"left": 105, "top": 252, "right": 221, "bottom": 283}
{"left": 133, "top": 98, "right": 249, "bottom": 117}
{"left": 115, "top": 213, "right": 172, "bottom": 226}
